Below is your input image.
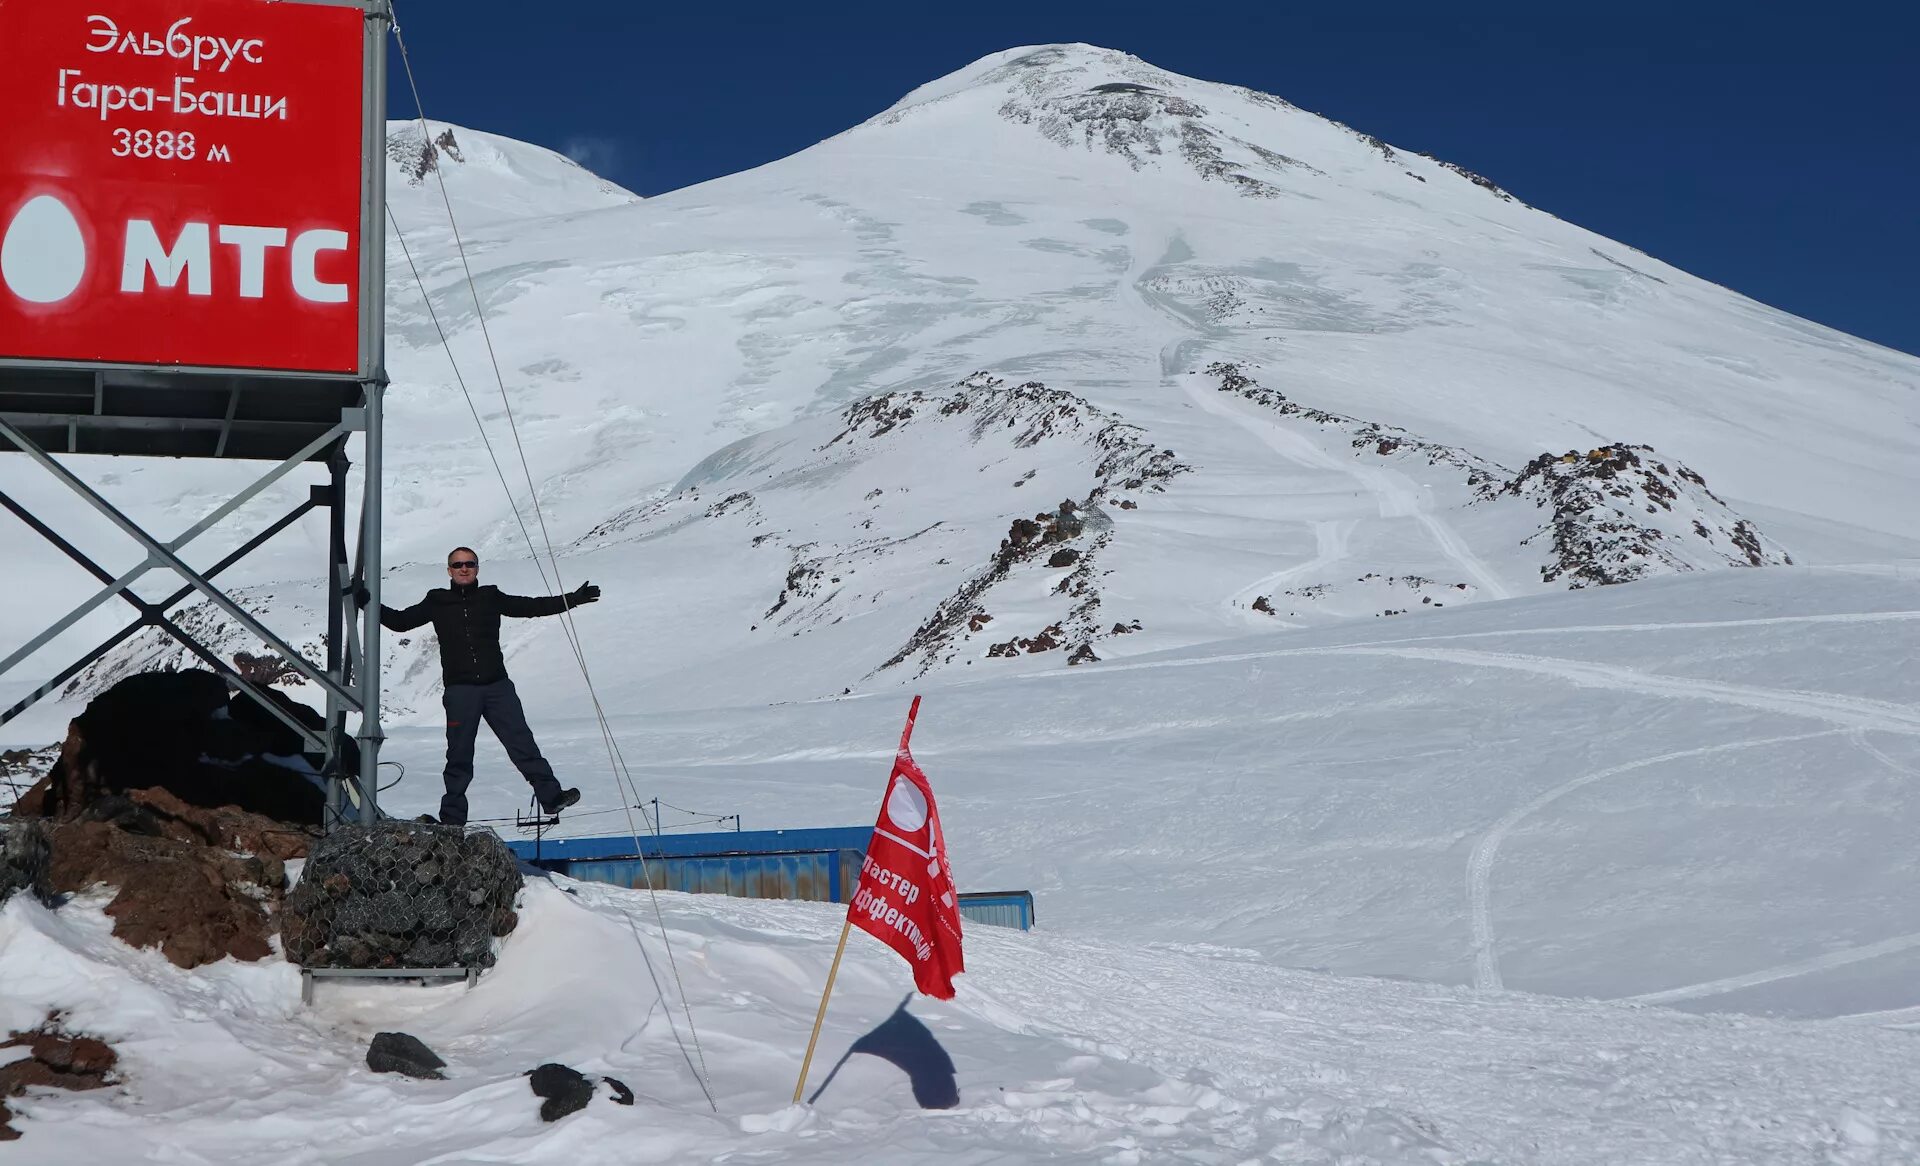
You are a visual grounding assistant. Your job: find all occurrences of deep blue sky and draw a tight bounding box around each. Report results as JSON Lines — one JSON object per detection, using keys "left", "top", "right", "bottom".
{"left": 385, "top": 1, "right": 1919, "bottom": 356}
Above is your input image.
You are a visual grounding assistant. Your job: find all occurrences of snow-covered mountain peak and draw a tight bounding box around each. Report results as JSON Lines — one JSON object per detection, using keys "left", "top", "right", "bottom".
{"left": 384, "top": 120, "right": 639, "bottom": 229}
{"left": 869, "top": 43, "right": 1510, "bottom": 205}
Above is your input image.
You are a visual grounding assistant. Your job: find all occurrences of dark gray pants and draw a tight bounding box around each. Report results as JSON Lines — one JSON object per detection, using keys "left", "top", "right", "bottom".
{"left": 441, "top": 678, "right": 563, "bottom": 825}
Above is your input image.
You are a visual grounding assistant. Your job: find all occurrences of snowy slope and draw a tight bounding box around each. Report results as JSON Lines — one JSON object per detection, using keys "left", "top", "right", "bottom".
{"left": 5, "top": 868, "right": 1918, "bottom": 1164}
{"left": 3, "top": 42, "right": 1920, "bottom": 1158}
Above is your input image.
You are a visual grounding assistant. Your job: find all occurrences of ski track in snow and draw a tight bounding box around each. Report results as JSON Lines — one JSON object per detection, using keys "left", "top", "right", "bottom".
{"left": 1353, "top": 605, "right": 1920, "bottom": 646}
{"left": 1226, "top": 517, "right": 1355, "bottom": 619}
{"left": 1176, "top": 371, "right": 1515, "bottom": 601}
{"left": 1463, "top": 730, "right": 1847, "bottom": 992}
{"left": 1007, "top": 623, "right": 1920, "bottom": 735}
{"left": 1627, "top": 930, "right": 1920, "bottom": 1006}
{"left": 1364, "top": 646, "right": 1920, "bottom": 734}
{"left": 1851, "top": 727, "right": 1920, "bottom": 776}
{"left": 1117, "top": 228, "right": 1512, "bottom": 613}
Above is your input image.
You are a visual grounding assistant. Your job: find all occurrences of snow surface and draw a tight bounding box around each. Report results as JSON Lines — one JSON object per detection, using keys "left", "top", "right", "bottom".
{"left": 3, "top": 42, "right": 1920, "bottom": 1161}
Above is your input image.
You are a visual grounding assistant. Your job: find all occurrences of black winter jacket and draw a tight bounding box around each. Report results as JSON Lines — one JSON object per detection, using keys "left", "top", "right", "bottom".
{"left": 378, "top": 582, "right": 580, "bottom": 687}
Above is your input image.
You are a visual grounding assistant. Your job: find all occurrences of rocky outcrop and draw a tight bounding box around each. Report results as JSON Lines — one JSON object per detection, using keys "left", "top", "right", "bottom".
{"left": 1202, "top": 362, "right": 1790, "bottom": 597}
{"left": 41, "top": 794, "right": 294, "bottom": 969}
{"left": 870, "top": 377, "right": 1181, "bottom": 675}
{"left": 1505, "top": 445, "right": 1792, "bottom": 587}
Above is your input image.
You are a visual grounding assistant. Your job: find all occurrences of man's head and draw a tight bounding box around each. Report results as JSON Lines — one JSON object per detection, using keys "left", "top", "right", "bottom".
{"left": 447, "top": 546, "right": 479, "bottom": 584}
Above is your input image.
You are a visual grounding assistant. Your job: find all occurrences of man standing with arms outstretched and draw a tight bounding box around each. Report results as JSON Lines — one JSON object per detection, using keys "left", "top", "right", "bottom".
{"left": 359, "top": 547, "right": 599, "bottom": 826}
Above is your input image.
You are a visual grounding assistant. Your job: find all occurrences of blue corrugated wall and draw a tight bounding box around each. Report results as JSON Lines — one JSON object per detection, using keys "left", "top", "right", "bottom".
{"left": 505, "top": 828, "right": 1033, "bottom": 930}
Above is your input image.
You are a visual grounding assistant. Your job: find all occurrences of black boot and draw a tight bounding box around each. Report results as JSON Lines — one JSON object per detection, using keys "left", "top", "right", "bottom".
{"left": 544, "top": 787, "right": 580, "bottom": 815}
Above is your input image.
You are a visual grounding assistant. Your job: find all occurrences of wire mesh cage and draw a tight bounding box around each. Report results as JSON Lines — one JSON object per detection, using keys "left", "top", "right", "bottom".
{"left": 282, "top": 821, "right": 523, "bottom": 970}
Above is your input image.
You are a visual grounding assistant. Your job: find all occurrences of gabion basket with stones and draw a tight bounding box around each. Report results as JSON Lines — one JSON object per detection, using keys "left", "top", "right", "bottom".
{"left": 282, "top": 821, "right": 523, "bottom": 970}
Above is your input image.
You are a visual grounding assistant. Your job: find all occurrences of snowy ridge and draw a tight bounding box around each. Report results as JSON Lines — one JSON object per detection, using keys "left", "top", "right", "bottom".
{"left": 385, "top": 120, "right": 639, "bottom": 229}
{"left": 1195, "top": 360, "right": 1790, "bottom": 607}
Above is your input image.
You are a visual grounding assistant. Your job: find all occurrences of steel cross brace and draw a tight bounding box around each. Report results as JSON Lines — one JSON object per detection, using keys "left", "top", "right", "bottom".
{"left": 0, "top": 490, "right": 330, "bottom": 755}
{"left": 0, "top": 416, "right": 362, "bottom": 713}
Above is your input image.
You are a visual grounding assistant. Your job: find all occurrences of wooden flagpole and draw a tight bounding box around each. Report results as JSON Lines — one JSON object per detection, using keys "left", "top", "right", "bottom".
{"left": 794, "top": 696, "right": 923, "bottom": 1104}
{"left": 793, "top": 918, "right": 854, "bottom": 1104}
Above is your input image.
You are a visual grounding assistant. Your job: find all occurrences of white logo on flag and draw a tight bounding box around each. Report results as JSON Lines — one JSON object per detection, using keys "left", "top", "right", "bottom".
{"left": 885, "top": 779, "right": 929, "bottom": 833}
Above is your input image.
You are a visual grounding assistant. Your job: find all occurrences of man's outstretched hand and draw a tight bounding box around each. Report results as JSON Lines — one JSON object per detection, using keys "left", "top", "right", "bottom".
{"left": 570, "top": 581, "right": 601, "bottom": 606}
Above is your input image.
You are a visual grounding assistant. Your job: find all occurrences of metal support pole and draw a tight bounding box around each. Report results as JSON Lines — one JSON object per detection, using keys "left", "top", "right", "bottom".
{"left": 356, "top": 382, "right": 386, "bottom": 824}
{"left": 0, "top": 416, "right": 360, "bottom": 711}
{"left": 349, "top": 0, "right": 393, "bottom": 827}
{"left": 323, "top": 452, "right": 350, "bottom": 827}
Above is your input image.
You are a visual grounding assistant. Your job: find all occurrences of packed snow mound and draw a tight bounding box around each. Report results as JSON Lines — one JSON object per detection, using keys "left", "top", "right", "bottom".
{"left": 5, "top": 861, "right": 1919, "bottom": 1162}
{"left": 385, "top": 121, "right": 639, "bottom": 228}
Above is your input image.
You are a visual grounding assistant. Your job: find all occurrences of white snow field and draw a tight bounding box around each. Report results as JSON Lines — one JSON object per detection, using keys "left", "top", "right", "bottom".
{"left": 4, "top": 43, "right": 1920, "bottom": 1162}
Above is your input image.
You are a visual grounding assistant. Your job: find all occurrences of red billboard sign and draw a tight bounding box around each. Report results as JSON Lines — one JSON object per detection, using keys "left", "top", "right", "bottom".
{"left": 0, "top": 0, "right": 370, "bottom": 376}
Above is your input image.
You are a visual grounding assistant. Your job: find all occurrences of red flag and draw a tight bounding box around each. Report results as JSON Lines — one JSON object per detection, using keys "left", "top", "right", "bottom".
{"left": 847, "top": 696, "right": 965, "bottom": 999}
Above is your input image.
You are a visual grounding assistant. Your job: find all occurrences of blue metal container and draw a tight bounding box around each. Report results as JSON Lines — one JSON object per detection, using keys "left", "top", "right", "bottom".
{"left": 956, "top": 890, "right": 1036, "bottom": 931}
{"left": 505, "top": 827, "right": 1034, "bottom": 930}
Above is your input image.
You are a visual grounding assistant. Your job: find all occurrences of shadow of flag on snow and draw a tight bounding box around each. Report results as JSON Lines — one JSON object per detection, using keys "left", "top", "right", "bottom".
{"left": 809, "top": 993, "right": 958, "bottom": 1110}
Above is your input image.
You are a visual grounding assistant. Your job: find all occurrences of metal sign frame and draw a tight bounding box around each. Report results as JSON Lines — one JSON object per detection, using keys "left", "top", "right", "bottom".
{"left": 0, "top": 0, "right": 392, "bottom": 828}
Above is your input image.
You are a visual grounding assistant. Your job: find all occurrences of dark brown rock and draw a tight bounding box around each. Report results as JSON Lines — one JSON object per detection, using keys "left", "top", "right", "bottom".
{"left": 0, "top": 1019, "right": 117, "bottom": 1141}
{"left": 526, "top": 1063, "right": 594, "bottom": 1122}
{"left": 43, "top": 819, "right": 278, "bottom": 968}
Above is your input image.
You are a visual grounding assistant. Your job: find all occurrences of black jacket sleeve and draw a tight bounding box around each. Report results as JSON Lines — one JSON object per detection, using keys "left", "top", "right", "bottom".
{"left": 494, "top": 589, "right": 572, "bottom": 618}
{"left": 379, "top": 597, "right": 433, "bottom": 632}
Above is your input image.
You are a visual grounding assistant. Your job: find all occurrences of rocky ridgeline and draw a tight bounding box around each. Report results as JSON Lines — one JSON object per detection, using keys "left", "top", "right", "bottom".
{"left": 1204, "top": 362, "right": 1789, "bottom": 596}
{"left": 1505, "top": 445, "right": 1791, "bottom": 586}
{"left": 388, "top": 124, "right": 466, "bottom": 184}
{"left": 984, "top": 47, "right": 1304, "bottom": 199}
{"left": 55, "top": 583, "right": 327, "bottom": 710}
{"left": 899, "top": 45, "right": 1514, "bottom": 204}
{"left": 872, "top": 374, "right": 1186, "bottom": 675}
{"left": 827, "top": 373, "right": 1183, "bottom": 486}
{"left": 1207, "top": 362, "right": 1507, "bottom": 498}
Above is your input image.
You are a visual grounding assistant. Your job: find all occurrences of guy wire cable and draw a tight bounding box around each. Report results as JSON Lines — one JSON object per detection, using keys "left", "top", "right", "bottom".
{"left": 386, "top": 3, "right": 714, "bottom": 1108}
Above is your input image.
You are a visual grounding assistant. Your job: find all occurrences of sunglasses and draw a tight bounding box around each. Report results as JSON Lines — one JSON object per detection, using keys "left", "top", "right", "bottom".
{"left": 448, "top": 561, "right": 478, "bottom": 569}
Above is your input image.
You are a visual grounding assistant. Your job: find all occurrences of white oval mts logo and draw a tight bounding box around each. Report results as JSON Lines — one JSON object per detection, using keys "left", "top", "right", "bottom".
{"left": 1, "top": 195, "right": 88, "bottom": 304}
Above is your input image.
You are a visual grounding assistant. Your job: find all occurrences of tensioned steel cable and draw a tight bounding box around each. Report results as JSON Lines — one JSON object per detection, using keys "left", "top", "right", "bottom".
{"left": 384, "top": 7, "right": 714, "bottom": 1108}
{"left": 384, "top": 205, "right": 714, "bottom": 1110}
